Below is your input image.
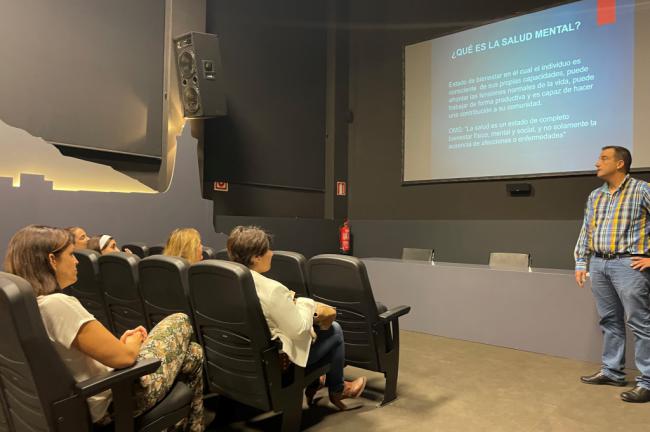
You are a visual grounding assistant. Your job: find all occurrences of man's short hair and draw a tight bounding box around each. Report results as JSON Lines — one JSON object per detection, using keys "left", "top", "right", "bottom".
{"left": 602, "top": 146, "right": 632, "bottom": 174}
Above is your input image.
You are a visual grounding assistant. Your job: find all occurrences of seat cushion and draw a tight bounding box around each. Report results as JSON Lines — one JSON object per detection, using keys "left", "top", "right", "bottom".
{"left": 135, "top": 381, "right": 193, "bottom": 432}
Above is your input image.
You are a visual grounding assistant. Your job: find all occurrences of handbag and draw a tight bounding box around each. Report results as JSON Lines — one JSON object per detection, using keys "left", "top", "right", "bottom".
{"left": 313, "top": 302, "right": 337, "bottom": 330}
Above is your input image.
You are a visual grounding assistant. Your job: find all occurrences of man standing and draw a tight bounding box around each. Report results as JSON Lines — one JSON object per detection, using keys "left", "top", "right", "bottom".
{"left": 575, "top": 146, "right": 650, "bottom": 402}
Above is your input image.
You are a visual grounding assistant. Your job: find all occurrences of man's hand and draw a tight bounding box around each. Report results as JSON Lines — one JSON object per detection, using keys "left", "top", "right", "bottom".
{"left": 631, "top": 257, "right": 650, "bottom": 271}
{"left": 575, "top": 270, "right": 587, "bottom": 288}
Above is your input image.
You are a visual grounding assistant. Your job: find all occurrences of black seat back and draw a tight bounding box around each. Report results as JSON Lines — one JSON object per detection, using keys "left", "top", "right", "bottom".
{"left": 307, "top": 254, "right": 381, "bottom": 370}
{"left": 0, "top": 273, "right": 90, "bottom": 431}
{"left": 123, "top": 243, "right": 149, "bottom": 259}
{"left": 214, "top": 248, "right": 230, "bottom": 260}
{"left": 68, "top": 249, "right": 113, "bottom": 331}
{"left": 148, "top": 245, "right": 165, "bottom": 256}
{"left": 265, "top": 251, "right": 310, "bottom": 297}
{"left": 188, "top": 260, "right": 273, "bottom": 411}
{"left": 0, "top": 389, "right": 9, "bottom": 431}
{"left": 139, "top": 256, "right": 192, "bottom": 328}
{"left": 201, "top": 246, "right": 217, "bottom": 260}
{"left": 98, "top": 252, "right": 148, "bottom": 334}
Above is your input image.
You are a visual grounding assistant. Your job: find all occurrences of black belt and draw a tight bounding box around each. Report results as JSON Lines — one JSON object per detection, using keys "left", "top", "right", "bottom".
{"left": 593, "top": 252, "right": 646, "bottom": 259}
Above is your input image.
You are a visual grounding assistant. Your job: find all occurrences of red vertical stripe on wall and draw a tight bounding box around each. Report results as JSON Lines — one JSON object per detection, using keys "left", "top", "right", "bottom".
{"left": 597, "top": 0, "right": 617, "bottom": 25}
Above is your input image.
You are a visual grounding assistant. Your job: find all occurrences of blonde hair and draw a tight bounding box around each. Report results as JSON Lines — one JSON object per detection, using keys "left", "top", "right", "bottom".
{"left": 226, "top": 226, "right": 272, "bottom": 267}
{"left": 4, "top": 225, "right": 73, "bottom": 296}
{"left": 163, "top": 228, "right": 202, "bottom": 264}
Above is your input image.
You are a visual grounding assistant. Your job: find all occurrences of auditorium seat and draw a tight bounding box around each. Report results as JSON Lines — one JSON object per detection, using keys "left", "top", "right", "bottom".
{"left": 401, "top": 247, "right": 434, "bottom": 261}
{"left": 489, "top": 252, "right": 531, "bottom": 270}
{"left": 214, "top": 248, "right": 230, "bottom": 260}
{"left": 148, "top": 245, "right": 165, "bottom": 256}
{"left": 98, "top": 252, "right": 149, "bottom": 334}
{"left": 67, "top": 249, "right": 114, "bottom": 332}
{"left": 122, "top": 242, "right": 150, "bottom": 258}
{"left": 0, "top": 272, "right": 193, "bottom": 432}
{"left": 265, "top": 251, "right": 310, "bottom": 297}
{"left": 188, "top": 260, "right": 328, "bottom": 432}
{"left": 139, "top": 256, "right": 194, "bottom": 329}
{"left": 201, "top": 245, "right": 217, "bottom": 260}
{"left": 307, "top": 254, "right": 411, "bottom": 405}
{"left": 0, "top": 386, "right": 8, "bottom": 430}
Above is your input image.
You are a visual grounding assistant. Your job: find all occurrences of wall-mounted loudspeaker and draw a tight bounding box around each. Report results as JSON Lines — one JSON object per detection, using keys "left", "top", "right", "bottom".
{"left": 173, "top": 32, "right": 227, "bottom": 118}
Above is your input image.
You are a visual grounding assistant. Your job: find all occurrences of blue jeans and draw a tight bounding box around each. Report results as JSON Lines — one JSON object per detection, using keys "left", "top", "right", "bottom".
{"left": 307, "top": 321, "right": 344, "bottom": 393}
{"left": 590, "top": 257, "right": 650, "bottom": 388}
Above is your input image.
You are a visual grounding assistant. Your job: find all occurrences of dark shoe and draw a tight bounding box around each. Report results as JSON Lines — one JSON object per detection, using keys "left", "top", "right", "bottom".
{"left": 305, "top": 375, "right": 326, "bottom": 406}
{"left": 621, "top": 386, "right": 650, "bottom": 403}
{"left": 329, "top": 377, "right": 367, "bottom": 411}
{"left": 580, "top": 371, "right": 627, "bottom": 386}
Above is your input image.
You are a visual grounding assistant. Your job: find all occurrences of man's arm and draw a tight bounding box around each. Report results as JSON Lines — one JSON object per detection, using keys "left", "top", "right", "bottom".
{"left": 630, "top": 184, "right": 650, "bottom": 271}
{"left": 574, "top": 193, "right": 594, "bottom": 286}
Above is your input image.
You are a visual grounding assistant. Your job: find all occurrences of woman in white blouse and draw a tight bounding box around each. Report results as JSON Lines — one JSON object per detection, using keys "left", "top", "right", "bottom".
{"left": 226, "top": 225, "right": 366, "bottom": 410}
{"left": 4, "top": 225, "right": 211, "bottom": 431}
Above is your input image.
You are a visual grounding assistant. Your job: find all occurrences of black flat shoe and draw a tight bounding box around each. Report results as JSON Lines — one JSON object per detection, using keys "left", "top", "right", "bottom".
{"left": 621, "top": 386, "right": 650, "bottom": 403}
{"left": 580, "top": 371, "right": 627, "bottom": 386}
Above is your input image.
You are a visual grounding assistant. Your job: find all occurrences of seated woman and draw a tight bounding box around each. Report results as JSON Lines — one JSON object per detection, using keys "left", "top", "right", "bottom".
{"left": 87, "top": 235, "right": 127, "bottom": 255}
{"left": 226, "top": 225, "right": 366, "bottom": 410}
{"left": 66, "top": 226, "right": 89, "bottom": 249}
{"left": 163, "top": 228, "right": 203, "bottom": 264}
{"left": 4, "top": 225, "right": 209, "bottom": 431}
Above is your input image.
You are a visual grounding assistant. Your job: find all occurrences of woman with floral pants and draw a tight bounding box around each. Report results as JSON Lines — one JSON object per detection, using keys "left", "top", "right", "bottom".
{"left": 133, "top": 313, "right": 205, "bottom": 431}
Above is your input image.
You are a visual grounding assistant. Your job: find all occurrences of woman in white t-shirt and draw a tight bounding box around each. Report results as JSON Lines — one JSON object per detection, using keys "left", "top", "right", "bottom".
{"left": 4, "top": 225, "right": 210, "bottom": 431}
{"left": 226, "top": 226, "right": 367, "bottom": 410}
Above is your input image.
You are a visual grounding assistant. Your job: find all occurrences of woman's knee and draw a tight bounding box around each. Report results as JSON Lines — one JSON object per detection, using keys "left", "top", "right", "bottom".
{"left": 156, "top": 312, "right": 193, "bottom": 338}
{"left": 331, "top": 321, "right": 344, "bottom": 344}
{"left": 172, "top": 312, "right": 192, "bottom": 328}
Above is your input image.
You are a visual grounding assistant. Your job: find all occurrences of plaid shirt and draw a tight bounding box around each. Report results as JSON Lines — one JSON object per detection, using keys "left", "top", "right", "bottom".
{"left": 574, "top": 175, "right": 650, "bottom": 271}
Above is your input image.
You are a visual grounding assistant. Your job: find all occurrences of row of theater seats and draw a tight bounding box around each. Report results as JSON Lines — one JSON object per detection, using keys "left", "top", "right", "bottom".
{"left": 120, "top": 242, "right": 218, "bottom": 260}
{"left": 0, "top": 251, "right": 411, "bottom": 432}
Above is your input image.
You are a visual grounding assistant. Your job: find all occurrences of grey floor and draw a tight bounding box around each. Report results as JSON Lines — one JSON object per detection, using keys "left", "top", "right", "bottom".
{"left": 206, "top": 331, "right": 650, "bottom": 431}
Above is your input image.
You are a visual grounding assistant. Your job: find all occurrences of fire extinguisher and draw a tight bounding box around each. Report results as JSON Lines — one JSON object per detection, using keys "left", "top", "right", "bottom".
{"left": 339, "top": 218, "right": 351, "bottom": 255}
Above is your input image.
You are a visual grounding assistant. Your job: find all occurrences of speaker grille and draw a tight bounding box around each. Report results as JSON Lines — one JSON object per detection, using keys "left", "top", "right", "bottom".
{"left": 183, "top": 87, "right": 200, "bottom": 114}
{"left": 178, "top": 51, "right": 196, "bottom": 79}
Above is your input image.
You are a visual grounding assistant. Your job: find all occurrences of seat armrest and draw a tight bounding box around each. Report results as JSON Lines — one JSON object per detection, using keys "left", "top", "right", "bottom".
{"left": 76, "top": 358, "right": 161, "bottom": 397}
{"left": 378, "top": 305, "right": 411, "bottom": 323}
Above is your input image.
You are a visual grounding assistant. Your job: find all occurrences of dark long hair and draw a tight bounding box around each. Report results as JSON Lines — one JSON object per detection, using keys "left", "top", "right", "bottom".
{"left": 4, "top": 225, "right": 73, "bottom": 296}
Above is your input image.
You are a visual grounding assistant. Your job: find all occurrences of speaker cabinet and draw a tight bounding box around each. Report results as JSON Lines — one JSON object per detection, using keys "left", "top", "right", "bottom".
{"left": 173, "top": 32, "right": 227, "bottom": 118}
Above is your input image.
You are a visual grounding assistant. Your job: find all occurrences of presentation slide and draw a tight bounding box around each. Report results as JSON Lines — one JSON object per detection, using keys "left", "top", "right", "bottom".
{"left": 404, "top": 0, "right": 650, "bottom": 182}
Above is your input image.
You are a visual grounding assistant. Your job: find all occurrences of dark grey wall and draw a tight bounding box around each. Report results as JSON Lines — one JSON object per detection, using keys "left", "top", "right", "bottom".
{"left": 214, "top": 215, "right": 340, "bottom": 259}
{"left": 204, "top": 0, "right": 327, "bottom": 192}
{"left": 200, "top": 1, "right": 348, "bottom": 255}
{"left": 346, "top": 0, "right": 650, "bottom": 268}
{"left": 350, "top": 219, "right": 581, "bottom": 269}
{"left": 203, "top": 0, "right": 350, "bottom": 237}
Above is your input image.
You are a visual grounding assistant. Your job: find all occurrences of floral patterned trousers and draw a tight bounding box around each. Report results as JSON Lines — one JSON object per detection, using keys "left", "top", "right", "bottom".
{"left": 133, "top": 313, "right": 205, "bottom": 432}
